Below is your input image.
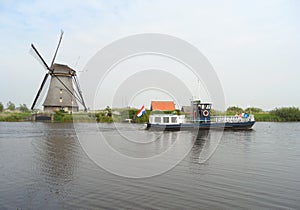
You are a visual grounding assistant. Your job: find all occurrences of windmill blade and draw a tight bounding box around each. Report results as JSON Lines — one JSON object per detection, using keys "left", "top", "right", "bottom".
{"left": 74, "top": 75, "right": 87, "bottom": 111}
{"left": 51, "top": 30, "right": 64, "bottom": 67}
{"left": 30, "top": 44, "right": 50, "bottom": 70}
{"left": 31, "top": 73, "right": 49, "bottom": 110}
{"left": 53, "top": 74, "right": 83, "bottom": 105}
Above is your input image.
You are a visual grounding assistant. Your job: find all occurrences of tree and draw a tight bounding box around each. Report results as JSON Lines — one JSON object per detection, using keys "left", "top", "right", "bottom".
{"left": 105, "top": 106, "right": 112, "bottom": 117}
{"left": 7, "top": 101, "right": 15, "bottom": 111}
{"left": 226, "top": 106, "right": 244, "bottom": 114}
{"left": 0, "top": 102, "right": 3, "bottom": 112}
{"left": 270, "top": 107, "right": 300, "bottom": 121}
{"left": 19, "top": 104, "right": 29, "bottom": 113}
{"left": 245, "top": 107, "right": 263, "bottom": 113}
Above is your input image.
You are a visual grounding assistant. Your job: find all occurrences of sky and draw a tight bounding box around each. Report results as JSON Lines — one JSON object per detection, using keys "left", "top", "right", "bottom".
{"left": 0, "top": 0, "right": 299, "bottom": 111}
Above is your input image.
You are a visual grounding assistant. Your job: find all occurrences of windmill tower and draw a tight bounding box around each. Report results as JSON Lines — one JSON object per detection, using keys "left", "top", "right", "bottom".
{"left": 30, "top": 31, "right": 87, "bottom": 112}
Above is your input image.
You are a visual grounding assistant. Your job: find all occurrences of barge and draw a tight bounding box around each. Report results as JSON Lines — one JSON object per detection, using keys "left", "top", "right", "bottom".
{"left": 145, "top": 100, "right": 255, "bottom": 131}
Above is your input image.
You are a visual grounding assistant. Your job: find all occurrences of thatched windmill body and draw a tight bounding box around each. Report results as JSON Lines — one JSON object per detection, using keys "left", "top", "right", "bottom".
{"left": 31, "top": 31, "right": 87, "bottom": 113}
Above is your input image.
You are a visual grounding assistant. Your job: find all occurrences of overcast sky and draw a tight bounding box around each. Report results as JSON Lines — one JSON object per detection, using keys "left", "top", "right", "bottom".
{"left": 0, "top": 0, "right": 299, "bottom": 110}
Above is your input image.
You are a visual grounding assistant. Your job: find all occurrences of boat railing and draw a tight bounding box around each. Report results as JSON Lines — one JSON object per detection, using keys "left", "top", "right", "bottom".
{"left": 211, "top": 115, "right": 255, "bottom": 123}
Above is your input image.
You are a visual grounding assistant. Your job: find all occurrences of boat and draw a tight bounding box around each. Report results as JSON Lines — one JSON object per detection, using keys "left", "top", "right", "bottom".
{"left": 145, "top": 100, "right": 255, "bottom": 131}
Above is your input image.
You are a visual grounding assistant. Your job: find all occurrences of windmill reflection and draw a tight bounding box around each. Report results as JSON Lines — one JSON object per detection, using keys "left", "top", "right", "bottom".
{"left": 33, "top": 123, "right": 80, "bottom": 192}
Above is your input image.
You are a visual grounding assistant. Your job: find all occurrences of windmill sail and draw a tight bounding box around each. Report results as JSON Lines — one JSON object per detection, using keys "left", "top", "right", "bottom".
{"left": 51, "top": 30, "right": 64, "bottom": 67}
{"left": 31, "top": 73, "right": 49, "bottom": 110}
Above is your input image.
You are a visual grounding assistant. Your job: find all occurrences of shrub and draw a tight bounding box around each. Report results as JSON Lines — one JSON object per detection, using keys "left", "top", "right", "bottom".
{"left": 226, "top": 106, "right": 244, "bottom": 115}
{"left": 7, "top": 101, "right": 15, "bottom": 111}
{"left": 270, "top": 107, "right": 300, "bottom": 121}
{"left": 0, "top": 102, "right": 3, "bottom": 112}
{"left": 19, "top": 104, "right": 30, "bottom": 113}
{"left": 245, "top": 107, "right": 263, "bottom": 113}
{"left": 253, "top": 113, "right": 281, "bottom": 122}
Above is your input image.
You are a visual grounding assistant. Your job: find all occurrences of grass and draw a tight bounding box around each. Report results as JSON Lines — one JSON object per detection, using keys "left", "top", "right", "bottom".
{"left": 0, "top": 112, "right": 31, "bottom": 122}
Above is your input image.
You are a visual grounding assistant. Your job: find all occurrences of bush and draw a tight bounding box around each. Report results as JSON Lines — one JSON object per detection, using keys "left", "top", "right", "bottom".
{"left": 19, "top": 104, "right": 30, "bottom": 113}
{"left": 95, "top": 111, "right": 113, "bottom": 123}
{"left": 253, "top": 113, "right": 281, "bottom": 122}
{"left": 0, "top": 102, "right": 3, "bottom": 112}
{"left": 270, "top": 107, "right": 300, "bottom": 121}
{"left": 252, "top": 107, "right": 300, "bottom": 122}
{"left": 210, "top": 109, "right": 226, "bottom": 116}
{"left": 135, "top": 110, "right": 149, "bottom": 123}
{"left": 245, "top": 107, "right": 263, "bottom": 113}
{"left": 226, "top": 106, "right": 244, "bottom": 115}
{"left": 53, "top": 110, "right": 73, "bottom": 122}
{"left": 7, "top": 101, "right": 15, "bottom": 111}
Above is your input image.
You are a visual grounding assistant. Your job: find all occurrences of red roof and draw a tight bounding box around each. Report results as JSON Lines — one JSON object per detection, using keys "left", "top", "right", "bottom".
{"left": 151, "top": 101, "right": 175, "bottom": 111}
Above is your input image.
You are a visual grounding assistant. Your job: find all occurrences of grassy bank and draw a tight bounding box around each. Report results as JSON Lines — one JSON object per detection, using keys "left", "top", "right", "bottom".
{"left": 0, "top": 106, "right": 299, "bottom": 122}
{"left": 0, "top": 112, "right": 32, "bottom": 122}
{"left": 54, "top": 111, "right": 98, "bottom": 122}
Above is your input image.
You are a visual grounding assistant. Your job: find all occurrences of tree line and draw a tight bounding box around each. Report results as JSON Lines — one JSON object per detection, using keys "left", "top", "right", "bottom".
{"left": 225, "top": 106, "right": 300, "bottom": 121}
{"left": 0, "top": 101, "right": 29, "bottom": 113}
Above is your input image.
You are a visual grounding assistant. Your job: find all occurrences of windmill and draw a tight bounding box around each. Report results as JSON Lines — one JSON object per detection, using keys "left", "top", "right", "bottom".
{"left": 30, "top": 31, "right": 87, "bottom": 112}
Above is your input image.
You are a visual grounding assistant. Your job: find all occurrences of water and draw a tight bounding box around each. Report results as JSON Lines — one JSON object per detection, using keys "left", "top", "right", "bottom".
{"left": 0, "top": 122, "right": 299, "bottom": 209}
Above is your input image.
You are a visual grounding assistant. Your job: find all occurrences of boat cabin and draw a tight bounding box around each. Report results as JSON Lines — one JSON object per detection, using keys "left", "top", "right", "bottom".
{"left": 191, "top": 100, "right": 212, "bottom": 122}
{"left": 149, "top": 114, "right": 186, "bottom": 125}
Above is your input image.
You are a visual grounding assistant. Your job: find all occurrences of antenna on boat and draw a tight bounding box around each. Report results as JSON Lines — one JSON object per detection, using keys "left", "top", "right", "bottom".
{"left": 197, "top": 78, "right": 200, "bottom": 97}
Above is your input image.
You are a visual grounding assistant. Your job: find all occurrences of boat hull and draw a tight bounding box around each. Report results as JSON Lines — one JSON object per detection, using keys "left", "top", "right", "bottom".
{"left": 146, "top": 121, "right": 255, "bottom": 131}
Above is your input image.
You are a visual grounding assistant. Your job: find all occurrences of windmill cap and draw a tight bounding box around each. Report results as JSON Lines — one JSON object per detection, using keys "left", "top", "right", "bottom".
{"left": 50, "top": 63, "right": 76, "bottom": 76}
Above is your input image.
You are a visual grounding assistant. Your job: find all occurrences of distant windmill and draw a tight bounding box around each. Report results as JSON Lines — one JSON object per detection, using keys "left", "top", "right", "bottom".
{"left": 30, "top": 31, "right": 87, "bottom": 112}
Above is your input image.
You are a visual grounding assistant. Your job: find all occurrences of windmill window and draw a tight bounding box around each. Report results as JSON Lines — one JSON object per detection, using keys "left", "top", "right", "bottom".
{"left": 60, "top": 89, "right": 63, "bottom": 94}
{"left": 60, "top": 97, "right": 63, "bottom": 103}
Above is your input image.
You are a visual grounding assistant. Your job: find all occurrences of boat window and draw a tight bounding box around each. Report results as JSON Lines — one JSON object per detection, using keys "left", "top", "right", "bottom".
{"left": 163, "top": 117, "right": 169, "bottom": 123}
{"left": 150, "top": 116, "right": 154, "bottom": 122}
{"left": 171, "top": 117, "right": 177, "bottom": 123}
{"left": 154, "top": 117, "right": 161, "bottom": 123}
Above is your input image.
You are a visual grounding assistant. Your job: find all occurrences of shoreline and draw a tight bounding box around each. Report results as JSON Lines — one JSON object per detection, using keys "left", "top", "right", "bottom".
{"left": 0, "top": 111, "right": 299, "bottom": 123}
